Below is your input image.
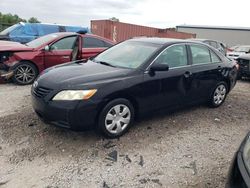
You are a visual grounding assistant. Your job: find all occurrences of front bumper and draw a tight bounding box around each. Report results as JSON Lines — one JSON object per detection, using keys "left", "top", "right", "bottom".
{"left": 31, "top": 90, "right": 99, "bottom": 131}
{"left": 226, "top": 135, "right": 250, "bottom": 188}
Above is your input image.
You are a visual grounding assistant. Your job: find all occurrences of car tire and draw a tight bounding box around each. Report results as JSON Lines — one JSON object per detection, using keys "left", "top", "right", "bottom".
{"left": 12, "top": 62, "right": 38, "bottom": 85}
{"left": 97, "top": 98, "right": 135, "bottom": 138}
{"left": 209, "top": 81, "right": 228, "bottom": 108}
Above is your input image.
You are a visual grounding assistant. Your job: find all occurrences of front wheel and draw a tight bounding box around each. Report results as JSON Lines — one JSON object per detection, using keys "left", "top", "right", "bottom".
{"left": 12, "top": 62, "right": 38, "bottom": 85}
{"left": 209, "top": 82, "right": 228, "bottom": 108}
{"left": 97, "top": 98, "right": 135, "bottom": 138}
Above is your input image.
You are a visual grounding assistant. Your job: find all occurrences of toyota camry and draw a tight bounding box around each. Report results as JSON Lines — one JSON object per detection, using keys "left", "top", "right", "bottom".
{"left": 31, "top": 38, "right": 238, "bottom": 138}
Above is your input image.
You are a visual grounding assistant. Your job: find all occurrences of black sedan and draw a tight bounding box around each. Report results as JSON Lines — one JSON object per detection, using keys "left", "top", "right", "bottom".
{"left": 31, "top": 38, "right": 238, "bottom": 138}
{"left": 226, "top": 132, "right": 250, "bottom": 188}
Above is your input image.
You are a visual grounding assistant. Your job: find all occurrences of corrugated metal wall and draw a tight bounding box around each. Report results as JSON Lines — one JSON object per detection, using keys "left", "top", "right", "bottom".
{"left": 177, "top": 26, "right": 250, "bottom": 46}
{"left": 91, "top": 20, "right": 196, "bottom": 43}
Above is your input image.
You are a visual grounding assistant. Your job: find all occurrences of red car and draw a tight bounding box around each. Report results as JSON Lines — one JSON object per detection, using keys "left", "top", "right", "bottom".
{"left": 0, "top": 32, "right": 114, "bottom": 84}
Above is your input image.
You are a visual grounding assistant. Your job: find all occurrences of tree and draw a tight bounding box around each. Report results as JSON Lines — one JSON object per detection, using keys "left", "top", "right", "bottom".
{"left": 109, "top": 17, "right": 119, "bottom": 22}
{"left": 0, "top": 12, "right": 27, "bottom": 24}
{"left": 28, "top": 17, "right": 40, "bottom": 23}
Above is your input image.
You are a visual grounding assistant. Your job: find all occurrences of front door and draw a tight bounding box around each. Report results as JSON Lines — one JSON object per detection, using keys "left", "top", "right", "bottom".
{"left": 44, "top": 36, "right": 77, "bottom": 68}
{"left": 141, "top": 44, "right": 191, "bottom": 111}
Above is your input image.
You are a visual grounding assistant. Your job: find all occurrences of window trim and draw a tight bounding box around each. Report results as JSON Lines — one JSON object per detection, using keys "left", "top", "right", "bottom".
{"left": 146, "top": 43, "right": 190, "bottom": 71}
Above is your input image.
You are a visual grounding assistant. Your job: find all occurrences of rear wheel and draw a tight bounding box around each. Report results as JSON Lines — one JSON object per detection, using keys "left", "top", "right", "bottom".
{"left": 12, "top": 62, "right": 38, "bottom": 85}
{"left": 97, "top": 98, "right": 134, "bottom": 138}
{"left": 209, "top": 82, "right": 228, "bottom": 108}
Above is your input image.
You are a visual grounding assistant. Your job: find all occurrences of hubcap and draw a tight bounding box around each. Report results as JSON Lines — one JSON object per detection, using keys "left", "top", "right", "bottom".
{"left": 213, "top": 84, "right": 226, "bottom": 105}
{"left": 105, "top": 104, "right": 131, "bottom": 134}
{"left": 15, "top": 65, "right": 36, "bottom": 84}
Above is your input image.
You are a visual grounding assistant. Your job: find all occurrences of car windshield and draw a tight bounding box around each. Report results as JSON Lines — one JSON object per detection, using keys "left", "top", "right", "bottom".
{"left": 26, "top": 33, "right": 59, "bottom": 48}
{"left": 235, "top": 46, "right": 250, "bottom": 52}
{"left": 0, "top": 23, "right": 21, "bottom": 35}
{"left": 93, "top": 41, "right": 159, "bottom": 69}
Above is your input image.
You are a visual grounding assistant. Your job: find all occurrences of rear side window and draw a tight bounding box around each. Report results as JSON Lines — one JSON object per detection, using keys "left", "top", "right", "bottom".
{"left": 209, "top": 41, "right": 218, "bottom": 49}
{"left": 83, "top": 37, "right": 112, "bottom": 48}
{"left": 51, "top": 36, "right": 77, "bottom": 50}
{"left": 154, "top": 44, "right": 188, "bottom": 68}
{"left": 190, "top": 45, "right": 211, "bottom": 65}
{"left": 210, "top": 51, "right": 221, "bottom": 63}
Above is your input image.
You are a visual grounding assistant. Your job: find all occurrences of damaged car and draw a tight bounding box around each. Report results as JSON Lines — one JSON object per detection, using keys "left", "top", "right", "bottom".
{"left": 0, "top": 32, "right": 114, "bottom": 85}
{"left": 236, "top": 54, "right": 250, "bottom": 79}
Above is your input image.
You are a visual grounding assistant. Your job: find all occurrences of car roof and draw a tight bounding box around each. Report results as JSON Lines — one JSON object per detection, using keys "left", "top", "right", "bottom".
{"left": 129, "top": 37, "right": 187, "bottom": 45}
{"left": 46, "top": 32, "right": 114, "bottom": 43}
{"left": 128, "top": 37, "right": 217, "bottom": 46}
{"left": 189, "top": 38, "right": 222, "bottom": 43}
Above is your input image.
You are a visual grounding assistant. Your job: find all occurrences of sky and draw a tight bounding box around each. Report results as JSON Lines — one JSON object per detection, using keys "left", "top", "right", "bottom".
{"left": 0, "top": 0, "right": 249, "bottom": 29}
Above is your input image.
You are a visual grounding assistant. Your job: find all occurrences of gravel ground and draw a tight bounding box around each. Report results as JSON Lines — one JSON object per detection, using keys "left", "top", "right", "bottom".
{"left": 0, "top": 80, "right": 249, "bottom": 188}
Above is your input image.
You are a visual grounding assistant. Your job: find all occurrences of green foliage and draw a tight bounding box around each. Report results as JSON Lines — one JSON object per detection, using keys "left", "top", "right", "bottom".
{"left": 0, "top": 12, "right": 40, "bottom": 31}
{"left": 0, "top": 12, "right": 27, "bottom": 24}
{"left": 0, "top": 12, "right": 41, "bottom": 25}
{"left": 28, "top": 17, "right": 40, "bottom": 23}
{"left": 109, "top": 17, "right": 119, "bottom": 22}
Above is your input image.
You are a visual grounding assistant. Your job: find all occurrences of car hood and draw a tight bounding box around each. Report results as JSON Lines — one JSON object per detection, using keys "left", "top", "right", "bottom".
{"left": 37, "top": 60, "right": 134, "bottom": 89}
{"left": 0, "top": 40, "right": 33, "bottom": 52}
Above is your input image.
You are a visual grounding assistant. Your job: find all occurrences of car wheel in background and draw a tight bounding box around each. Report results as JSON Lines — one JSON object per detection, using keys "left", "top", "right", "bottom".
{"left": 12, "top": 62, "right": 38, "bottom": 85}
{"left": 97, "top": 98, "right": 135, "bottom": 138}
{"left": 209, "top": 82, "right": 228, "bottom": 108}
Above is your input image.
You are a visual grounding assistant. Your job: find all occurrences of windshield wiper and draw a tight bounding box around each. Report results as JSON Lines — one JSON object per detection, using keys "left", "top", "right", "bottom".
{"left": 97, "top": 61, "right": 116, "bottom": 67}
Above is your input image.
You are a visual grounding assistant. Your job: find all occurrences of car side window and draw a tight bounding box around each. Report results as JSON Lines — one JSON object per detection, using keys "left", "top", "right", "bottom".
{"left": 83, "top": 37, "right": 112, "bottom": 48}
{"left": 209, "top": 41, "right": 218, "bottom": 49}
{"left": 154, "top": 45, "right": 188, "bottom": 68}
{"left": 190, "top": 45, "right": 211, "bottom": 65}
{"left": 210, "top": 50, "right": 221, "bottom": 63}
{"left": 50, "top": 36, "right": 77, "bottom": 50}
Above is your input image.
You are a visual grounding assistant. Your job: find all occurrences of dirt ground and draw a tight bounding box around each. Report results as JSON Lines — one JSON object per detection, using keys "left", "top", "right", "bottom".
{"left": 0, "top": 80, "right": 249, "bottom": 188}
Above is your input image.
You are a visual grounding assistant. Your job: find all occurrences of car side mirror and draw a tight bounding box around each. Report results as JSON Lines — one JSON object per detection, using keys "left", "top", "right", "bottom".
{"left": 150, "top": 63, "right": 169, "bottom": 72}
{"left": 44, "top": 45, "right": 50, "bottom": 51}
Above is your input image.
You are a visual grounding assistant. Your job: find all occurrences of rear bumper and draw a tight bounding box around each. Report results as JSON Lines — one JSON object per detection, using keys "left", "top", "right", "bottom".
{"left": 31, "top": 92, "right": 99, "bottom": 131}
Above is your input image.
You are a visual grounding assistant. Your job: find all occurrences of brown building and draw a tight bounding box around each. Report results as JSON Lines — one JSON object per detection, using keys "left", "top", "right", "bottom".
{"left": 91, "top": 20, "right": 196, "bottom": 43}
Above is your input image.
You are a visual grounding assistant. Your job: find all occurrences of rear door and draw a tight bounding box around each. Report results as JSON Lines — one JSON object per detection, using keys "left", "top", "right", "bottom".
{"left": 82, "top": 36, "right": 113, "bottom": 60}
{"left": 185, "top": 44, "right": 223, "bottom": 103}
{"left": 44, "top": 36, "right": 77, "bottom": 68}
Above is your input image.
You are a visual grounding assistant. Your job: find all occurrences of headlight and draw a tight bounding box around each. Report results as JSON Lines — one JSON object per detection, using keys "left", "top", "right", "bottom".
{"left": 52, "top": 89, "right": 97, "bottom": 101}
{"left": 243, "top": 134, "right": 250, "bottom": 173}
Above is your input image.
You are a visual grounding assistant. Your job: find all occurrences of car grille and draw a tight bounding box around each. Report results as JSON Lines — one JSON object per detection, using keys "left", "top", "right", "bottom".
{"left": 33, "top": 86, "right": 52, "bottom": 98}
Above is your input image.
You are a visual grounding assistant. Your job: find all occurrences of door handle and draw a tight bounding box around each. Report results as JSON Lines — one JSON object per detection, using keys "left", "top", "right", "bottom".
{"left": 184, "top": 71, "right": 192, "bottom": 78}
{"left": 62, "top": 56, "right": 69, "bottom": 59}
